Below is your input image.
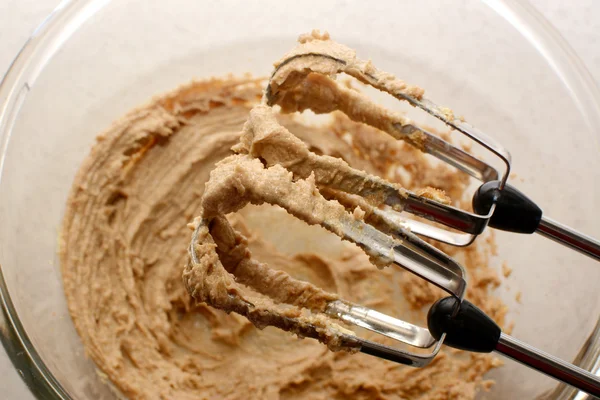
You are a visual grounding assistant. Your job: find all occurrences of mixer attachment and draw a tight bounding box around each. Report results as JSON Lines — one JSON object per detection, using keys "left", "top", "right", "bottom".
{"left": 264, "top": 36, "right": 510, "bottom": 247}
{"left": 186, "top": 107, "right": 600, "bottom": 396}
{"left": 185, "top": 33, "right": 600, "bottom": 396}
{"left": 264, "top": 34, "right": 600, "bottom": 259}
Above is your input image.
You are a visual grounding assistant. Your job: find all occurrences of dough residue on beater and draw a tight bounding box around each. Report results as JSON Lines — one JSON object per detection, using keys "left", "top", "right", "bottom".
{"left": 183, "top": 34, "right": 470, "bottom": 344}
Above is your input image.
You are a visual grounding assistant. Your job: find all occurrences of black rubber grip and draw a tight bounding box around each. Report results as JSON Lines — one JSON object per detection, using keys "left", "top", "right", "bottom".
{"left": 472, "top": 180, "right": 542, "bottom": 234}
{"left": 427, "top": 296, "right": 501, "bottom": 353}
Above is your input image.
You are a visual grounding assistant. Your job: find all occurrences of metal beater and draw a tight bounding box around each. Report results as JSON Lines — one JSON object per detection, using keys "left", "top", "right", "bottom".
{"left": 264, "top": 36, "right": 600, "bottom": 259}
{"left": 188, "top": 36, "right": 600, "bottom": 396}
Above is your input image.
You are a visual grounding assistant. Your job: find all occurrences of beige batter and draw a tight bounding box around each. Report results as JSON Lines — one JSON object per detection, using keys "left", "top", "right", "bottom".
{"left": 61, "top": 34, "right": 507, "bottom": 400}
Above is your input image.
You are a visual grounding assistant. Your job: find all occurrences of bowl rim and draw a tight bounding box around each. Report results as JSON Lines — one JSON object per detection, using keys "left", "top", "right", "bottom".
{"left": 0, "top": 0, "right": 599, "bottom": 399}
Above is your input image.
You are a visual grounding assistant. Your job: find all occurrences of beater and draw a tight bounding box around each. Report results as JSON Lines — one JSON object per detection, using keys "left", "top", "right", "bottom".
{"left": 263, "top": 34, "right": 600, "bottom": 259}
{"left": 186, "top": 35, "right": 600, "bottom": 396}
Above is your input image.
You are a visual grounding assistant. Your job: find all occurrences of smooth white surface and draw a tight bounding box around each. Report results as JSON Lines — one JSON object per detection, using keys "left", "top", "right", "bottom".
{"left": 0, "top": 0, "right": 599, "bottom": 398}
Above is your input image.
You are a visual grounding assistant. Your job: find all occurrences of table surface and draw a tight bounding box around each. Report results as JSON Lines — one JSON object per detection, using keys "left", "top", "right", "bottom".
{"left": 1, "top": 0, "right": 599, "bottom": 398}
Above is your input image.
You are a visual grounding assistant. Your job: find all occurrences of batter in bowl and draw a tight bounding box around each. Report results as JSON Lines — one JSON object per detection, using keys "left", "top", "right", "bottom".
{"left": 60, "top": 33, "right": 507, "bottom": 400}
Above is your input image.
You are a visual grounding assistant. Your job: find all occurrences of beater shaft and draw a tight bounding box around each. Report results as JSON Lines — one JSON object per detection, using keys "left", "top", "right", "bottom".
{"left": 428, "top": 296, "right": 600, "bottom": 397}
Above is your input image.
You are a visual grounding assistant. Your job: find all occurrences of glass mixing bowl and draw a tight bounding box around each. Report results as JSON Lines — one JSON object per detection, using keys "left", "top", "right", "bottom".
{"left": 1, "top": 0, "right": 600, "bottom": 399}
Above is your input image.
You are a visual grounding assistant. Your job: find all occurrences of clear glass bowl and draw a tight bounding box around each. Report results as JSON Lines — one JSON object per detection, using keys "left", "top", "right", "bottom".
{"left": 1, "top": 0, "right": 600, "bottom": 399}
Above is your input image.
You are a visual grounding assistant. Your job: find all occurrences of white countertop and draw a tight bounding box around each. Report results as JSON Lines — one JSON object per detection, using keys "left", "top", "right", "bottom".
{"left": 1, "top": 0, "right": 599, "bottom": 398}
